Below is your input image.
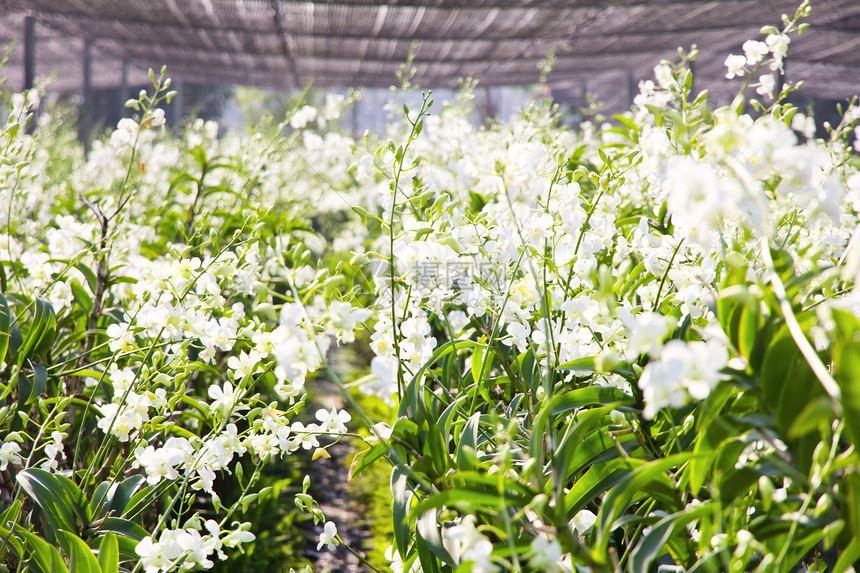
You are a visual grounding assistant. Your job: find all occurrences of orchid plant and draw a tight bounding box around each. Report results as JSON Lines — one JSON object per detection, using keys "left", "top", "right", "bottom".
{"left": 3, "top": 2, "right": 860, "bottom": 572}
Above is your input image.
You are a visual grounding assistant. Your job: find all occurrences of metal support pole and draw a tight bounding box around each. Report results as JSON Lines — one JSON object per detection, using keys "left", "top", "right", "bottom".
{"left": 119, "top": 59, "right": 129, "bottom": 114}
{"left": 171, "top": 79, "right": 184, "bottom": 128}
{"left": 24, "top": 16, "right": 35, "bottom": 91}
{"left": 580, "top": 79, "right": 587, "bottom": 110}
{"left": 627, "top": 69, "right": 635, "bottom": 108}
{"left": 80, "top": 39, "right": 93, "bottom": 155}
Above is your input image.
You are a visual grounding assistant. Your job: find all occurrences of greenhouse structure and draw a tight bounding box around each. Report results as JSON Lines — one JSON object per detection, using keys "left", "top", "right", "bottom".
{"left": 2, "top": 1, "right": 860, "bottom": 572}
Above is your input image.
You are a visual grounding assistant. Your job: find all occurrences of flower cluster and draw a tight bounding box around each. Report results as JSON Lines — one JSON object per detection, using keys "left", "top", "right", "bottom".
{"left": 0, "top": 71, "right": 361, "bottom": 572}
{"left": 136, "top": 520, "right": 255, "bottom": 573}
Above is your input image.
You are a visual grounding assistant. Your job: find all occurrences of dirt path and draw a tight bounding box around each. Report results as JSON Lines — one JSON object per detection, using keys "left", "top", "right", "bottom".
{"left": 302, "top": 377, "right": 377, "bottom": 573}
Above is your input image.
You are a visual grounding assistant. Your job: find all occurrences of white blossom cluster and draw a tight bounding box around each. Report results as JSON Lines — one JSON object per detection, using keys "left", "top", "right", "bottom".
{"left": 135, "top": 519, "right": 255, "bottom": 573}
{"left": 0, "top": 85, "right": 363, "bottom": 571}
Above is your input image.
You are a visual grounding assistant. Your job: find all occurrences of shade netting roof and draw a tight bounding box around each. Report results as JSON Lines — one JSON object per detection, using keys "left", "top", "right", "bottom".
{"left": 1, "top": 0, "right": 859, "bottom": 108}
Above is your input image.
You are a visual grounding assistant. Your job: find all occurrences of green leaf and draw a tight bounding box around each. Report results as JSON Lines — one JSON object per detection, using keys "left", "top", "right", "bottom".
{"left": 470, "top": 343, "right": 489, "bottom": 384}
{"left": 760, "top": 324, "right": 821, "bottom": 437}
{"left": 416, "top": 509, "right": 454, "bottom": 566}
{"left": 788, "top": 396, "right": 836, "bottom": 439}
{"left": 17, "top": 469, "right": 82, "bottom": 534}
{"left": 628, "top": 503, "right": 710, "bottom": 572}
{"left": 556, "top": 356, "right": 596, "bottom": 371}
{"left": 411, "top": 486, "right": 529, "bottom": 516}
{"left": 565, "top": 432, "right": 639, "bottom": 480}
{"left": 98, "top": 533, "right": 118, "bottom": 573}
{"left": 595, "top": 454, "right": 689, "bottom": 554}
{"left": 13, "top": 525, "right": 69, "bottom": 573}
{"left": 564, "top": 458, "right": 637, "bottom": 516}
{"left": 846, "top": 464, "right": 860, "bottom": 539}
{"left": 0, "top": 292, "right": 12, "bottom": 367}
{"left": 455, "top": 413, "right": 480, "bottom": 471}
{"left": 737, "top": 305, "right": 761, "bottom": 361}
{"left": 425, "top": 417, "right": 449, "bottom": 478}
{"left": 72, "top": 262, "right": 98, "bottom": 293}
{"left": 391, "top": 468, "right": 413, "bottom": 557}
{"left": 99, "top": 517, "right": 149, "bottom": 543}
{"left": 348, "top": 440, "right": 388, "bottom": 481}
{"left": 0, "top": 524, "right": 24, "bottom": 561}
{"left": 390, "top": 418, "right": 421, "bottom": 453}
{"left": 69, "top": 281, "right": 94, "bottom": 315}
{"left": 414, "top": 534, "right": 440, "bottom": 573}
{"left": 19, "top": 360, "right": 48, "bottom": 407}
{"left": 834, "top": 537, "right": 860, "bottom": 573}
{"left": 717, "top": 467, "right": 759, "bottom": 504}
{"left": 438, "top": 395, "right": 469, "bottom": 438}
{"left": 104, "top": 475, "right": 147, "bottom": 518}
{"left": 688, "top": 416, "right": 733, "bottom": 496}
{"left": 17, "top": 299, "right": 57, "bottom": 365}
{"left": 58, "top": 530, "right": 102, "bottom": 573}
{"left": 530, "top": 387, "right": 632, "bottom": 466}
{"left": 832, "top": 310, "right": 860, "bottom": 449}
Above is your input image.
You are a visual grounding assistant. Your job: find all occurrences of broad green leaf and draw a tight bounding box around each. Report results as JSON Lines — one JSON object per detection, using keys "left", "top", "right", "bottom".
{"left": 391, "top": 468, "right": 413, "bottom": 557}
{"left": 0, "top": 292, "right": 11, "bottom": 367}
{"left": 17, "top": 469, "right": 82, "bottom": 534}
{"left": 788, "top": 396, "right": 836, "bottom": 439}
{"left": 100, "top": 517, "right": 149, "bottom": 546}
{"left": 411, "top": 486, "right": 529, "bottom": 517}
{"left": 628, "top": 503, "right": 711, "bottom": 572}
{"left": 449, "top": 471, "right": 536, "bottom": 499}
{"left": 19, "top": 360, "right": 48, "bottom": 407}
{"left": 835, "top": 537, "right": 860, "bottom": 573}
{"left": 530, "top": 388, "right": 632, "bottom": 472}
{"left": 556, "top": 356, "right": 595, "bottom": 371}
{"left": 98, "top": 532, "right": 119, "bottom": 573}
{"left": 414, "top": 533, "right": 441, "bottom": 573}
{"left": 717, "top": 467, "right": 759, "bottom": 504}
{"left": 13, "top": 525, "right": 69, "bottom": 573}
{"left": 455, "top": 413, "right": 480, "bottom": 471}
{"left": 564, "top": 458, "right": 638, "bottom": 517}
{"left": 348, "top": 440, "right": 388, "bottom": 482}
{"left": 416, "top": 509, "right": 454, "bottom": 566}
{"left": 17, "top": 299, "right": 57, "bottom": 365}
{"left": 438, "top": 395, "right": 469, "bottom": 438}
{"left": 595, "top": 454, "right": 689, "bottom": 555}
{"left": 846, "top": 471, "right": 860, "bottom": 538}
{"left": 425, "top": 418, "right": 449, "bottom": 478}
{"left": 688, "top": 416, "right": 733, "bottom": 496}
{"left": 470, "top": 342, "right": 489, "bottom": 384}
{"left": 58, "top": 530, "right": 102, "bottom": 573}
{"left": 72, "top": 262, "right": 98, "bottom": 293}
{"left": 0, "top": 524, "right": 24, "bottom": 560}
{"left": 565, "top": 431, "right": 638, "bottom": 480}
{"left": 760, "top": 324, "right": 820, "bottom": 437}
{"left": 737, "top": 304, "right": 761, "bottom": 361}
{"left": 555, "top": 405, "right": 617, "bottom": 462}
{"left": 833, "top": 314, "right": 860, "bottom": 449}
{"left": 69, "top": 281, "right": 94, "bottom": 315}
{"left": 390, "top": 419, "right": 421, "bottom": 453}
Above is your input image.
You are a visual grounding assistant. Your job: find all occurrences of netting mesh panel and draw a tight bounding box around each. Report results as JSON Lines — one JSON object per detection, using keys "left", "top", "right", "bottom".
{"left": 0, "top": 0, "right": 859, "bottom": 104}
